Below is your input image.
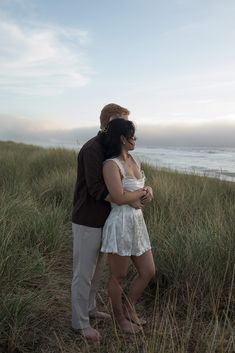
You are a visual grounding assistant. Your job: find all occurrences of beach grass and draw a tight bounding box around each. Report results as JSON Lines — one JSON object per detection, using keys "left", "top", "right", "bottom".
{"left": 0, "top": 140, "right": 234, "bottom": 353}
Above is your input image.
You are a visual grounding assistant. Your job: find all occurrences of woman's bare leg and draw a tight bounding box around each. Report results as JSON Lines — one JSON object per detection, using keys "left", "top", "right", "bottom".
{"left": 124, "top": 250, "right": 156, "bottom": 324}
{"left": 107, "top": 254, "right": 141, "bottom": 333}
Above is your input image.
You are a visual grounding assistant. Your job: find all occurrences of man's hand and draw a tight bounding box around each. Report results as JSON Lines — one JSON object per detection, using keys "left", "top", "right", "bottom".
{"left": 141, "top": 186, "right": 153, "bottom": 204}
{"left": 128, "top": 199, "right": 144, "bottom": 209}
{"left": 105, "top": 194, "right": 112, "bottom": 203}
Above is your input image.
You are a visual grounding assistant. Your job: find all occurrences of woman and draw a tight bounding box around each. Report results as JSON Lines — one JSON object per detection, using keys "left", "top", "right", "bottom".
{"left": 99, "top": 119, "right": 156, "bottom": 334}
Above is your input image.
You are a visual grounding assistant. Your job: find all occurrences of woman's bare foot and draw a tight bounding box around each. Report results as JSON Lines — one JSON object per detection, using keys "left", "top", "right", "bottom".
{"left": 123, "top": 306, "right": 147, "bottom": 326}
{"left": 116, "top": 318, "right": 142, "bottom": 333}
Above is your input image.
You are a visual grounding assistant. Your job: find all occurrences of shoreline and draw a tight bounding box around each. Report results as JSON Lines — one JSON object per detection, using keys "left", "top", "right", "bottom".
{"left": 1, "top": 139, "right": 235, "bottom": 183}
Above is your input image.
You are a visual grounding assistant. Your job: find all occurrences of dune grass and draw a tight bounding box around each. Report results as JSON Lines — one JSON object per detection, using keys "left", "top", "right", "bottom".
{"left": 0, "top": 141, "right": 234, "bottom": 353}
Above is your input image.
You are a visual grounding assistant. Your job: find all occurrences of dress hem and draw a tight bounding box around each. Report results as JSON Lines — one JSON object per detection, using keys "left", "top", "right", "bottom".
{"left": 100, "top": 246, "right": 152, "bottom": 257}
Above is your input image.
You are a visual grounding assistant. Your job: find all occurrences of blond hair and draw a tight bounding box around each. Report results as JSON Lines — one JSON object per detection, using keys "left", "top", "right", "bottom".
{"left": 99, "top": 103, "right": 130, "bottom": 129}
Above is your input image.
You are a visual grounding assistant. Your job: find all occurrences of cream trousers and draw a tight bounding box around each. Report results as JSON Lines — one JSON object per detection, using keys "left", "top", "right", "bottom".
{"left": 71, "top": 223, "right": 104, "bottom": 329}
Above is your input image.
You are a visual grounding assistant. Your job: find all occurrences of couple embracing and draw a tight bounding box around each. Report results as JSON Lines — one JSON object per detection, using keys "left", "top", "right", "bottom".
{"left": 71, "top": 103, "right": 156, "bottom": 342}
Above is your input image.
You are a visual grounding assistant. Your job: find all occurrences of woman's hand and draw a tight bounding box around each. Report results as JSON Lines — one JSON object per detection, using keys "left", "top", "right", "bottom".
{"left": 135, "top": 188, "right": 148, "bottom": 198}
{"left": 141, "top": 186, "right": 153, "bottom": 204}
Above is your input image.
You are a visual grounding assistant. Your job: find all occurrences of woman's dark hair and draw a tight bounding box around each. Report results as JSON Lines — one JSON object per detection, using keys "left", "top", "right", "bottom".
{"left": 100, "top": 119, "right": 135, "bottom": 159}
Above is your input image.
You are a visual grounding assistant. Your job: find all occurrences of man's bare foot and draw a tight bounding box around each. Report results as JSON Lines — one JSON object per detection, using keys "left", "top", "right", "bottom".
{"left": 90, "top": 311, "right": 111, "bottom": 320}
{"left": 79, "top": 327, "right": 101, "bottom": 342}
{"left": 116, "top": 319, "right": 142, "bottom": 334}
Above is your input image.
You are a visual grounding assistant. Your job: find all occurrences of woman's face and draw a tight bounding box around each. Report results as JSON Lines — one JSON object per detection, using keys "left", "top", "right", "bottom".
{"left": 122, "top": 134, "right": 137, "bottom": 151}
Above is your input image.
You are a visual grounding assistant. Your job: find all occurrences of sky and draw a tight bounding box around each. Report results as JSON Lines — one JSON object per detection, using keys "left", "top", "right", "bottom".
{"left": 0, "top": 0, "right": 235, "bottom": 147}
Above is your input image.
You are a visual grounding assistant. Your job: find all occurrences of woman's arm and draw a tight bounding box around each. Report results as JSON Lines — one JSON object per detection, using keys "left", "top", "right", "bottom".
{"left": 103, "top": 160, "right": 146, "bottom": 205}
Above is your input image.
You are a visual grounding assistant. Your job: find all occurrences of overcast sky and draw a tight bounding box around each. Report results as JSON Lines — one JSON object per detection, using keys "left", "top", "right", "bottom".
{"left": 0, "top": 0, "right": 235, "bottom": 147}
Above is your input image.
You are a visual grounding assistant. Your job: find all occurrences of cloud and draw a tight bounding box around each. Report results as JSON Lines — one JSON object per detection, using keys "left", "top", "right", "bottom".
{"left": 1, "top": 115, "right": 235, "bottom": 148}
{"left": 136, "top": 120, "right": 235, "bottom": 147}
{"left": 0, "top": 115, "right": 97, "bottom": 147}
{"left": 0, "top": 17, "right": 91, "bottom": 96}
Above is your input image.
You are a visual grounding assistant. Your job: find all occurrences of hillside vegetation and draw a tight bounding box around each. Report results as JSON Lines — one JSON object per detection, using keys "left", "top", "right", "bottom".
{"left": 0, "top": 141, "right": 234, "bottom": 353}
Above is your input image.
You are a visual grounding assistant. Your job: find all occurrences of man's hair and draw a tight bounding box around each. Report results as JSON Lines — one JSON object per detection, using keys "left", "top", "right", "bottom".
{"left": 100, "top": 103, "right": 130, "bottom": 128}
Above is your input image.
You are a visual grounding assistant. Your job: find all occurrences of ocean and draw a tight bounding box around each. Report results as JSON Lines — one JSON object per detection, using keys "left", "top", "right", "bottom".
{"left": 32, "top": 141, "right": 235, "bottom": 183}
{"left": 133, "top": 147, "right": 235, "bottom": 183}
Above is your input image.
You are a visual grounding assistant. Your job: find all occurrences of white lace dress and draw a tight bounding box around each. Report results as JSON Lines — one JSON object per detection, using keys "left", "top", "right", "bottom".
{"left": 101, "top": 157, "right": 151, "bottom": 256}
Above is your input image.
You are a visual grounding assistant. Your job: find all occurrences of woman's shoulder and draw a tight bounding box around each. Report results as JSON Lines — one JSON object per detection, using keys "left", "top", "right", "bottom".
{"left": 103, "top": 158, "right": 120, "bottom": 169}
{"left": 103, "top": 158, "right": 125, "bottom": 177}
{"left": 103, "top": 157, "right": 118, "bottom": 164}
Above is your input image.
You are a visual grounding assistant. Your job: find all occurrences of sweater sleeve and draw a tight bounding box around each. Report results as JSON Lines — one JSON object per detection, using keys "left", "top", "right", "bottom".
{"left": 83, "top": 146, "right": 109, "bottom": 201}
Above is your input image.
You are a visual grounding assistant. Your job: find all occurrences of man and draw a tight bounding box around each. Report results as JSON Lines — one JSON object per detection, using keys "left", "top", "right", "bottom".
{"left": 71, "top": 103, "right": 153, "bottom": 341}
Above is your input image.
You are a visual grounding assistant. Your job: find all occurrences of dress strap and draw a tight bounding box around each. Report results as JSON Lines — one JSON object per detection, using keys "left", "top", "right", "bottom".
{"left": 104, "top": 158, "right": 126, "bottom": 178}
{"left": 130, "top": 153, "right": 141, "bottom": 169}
